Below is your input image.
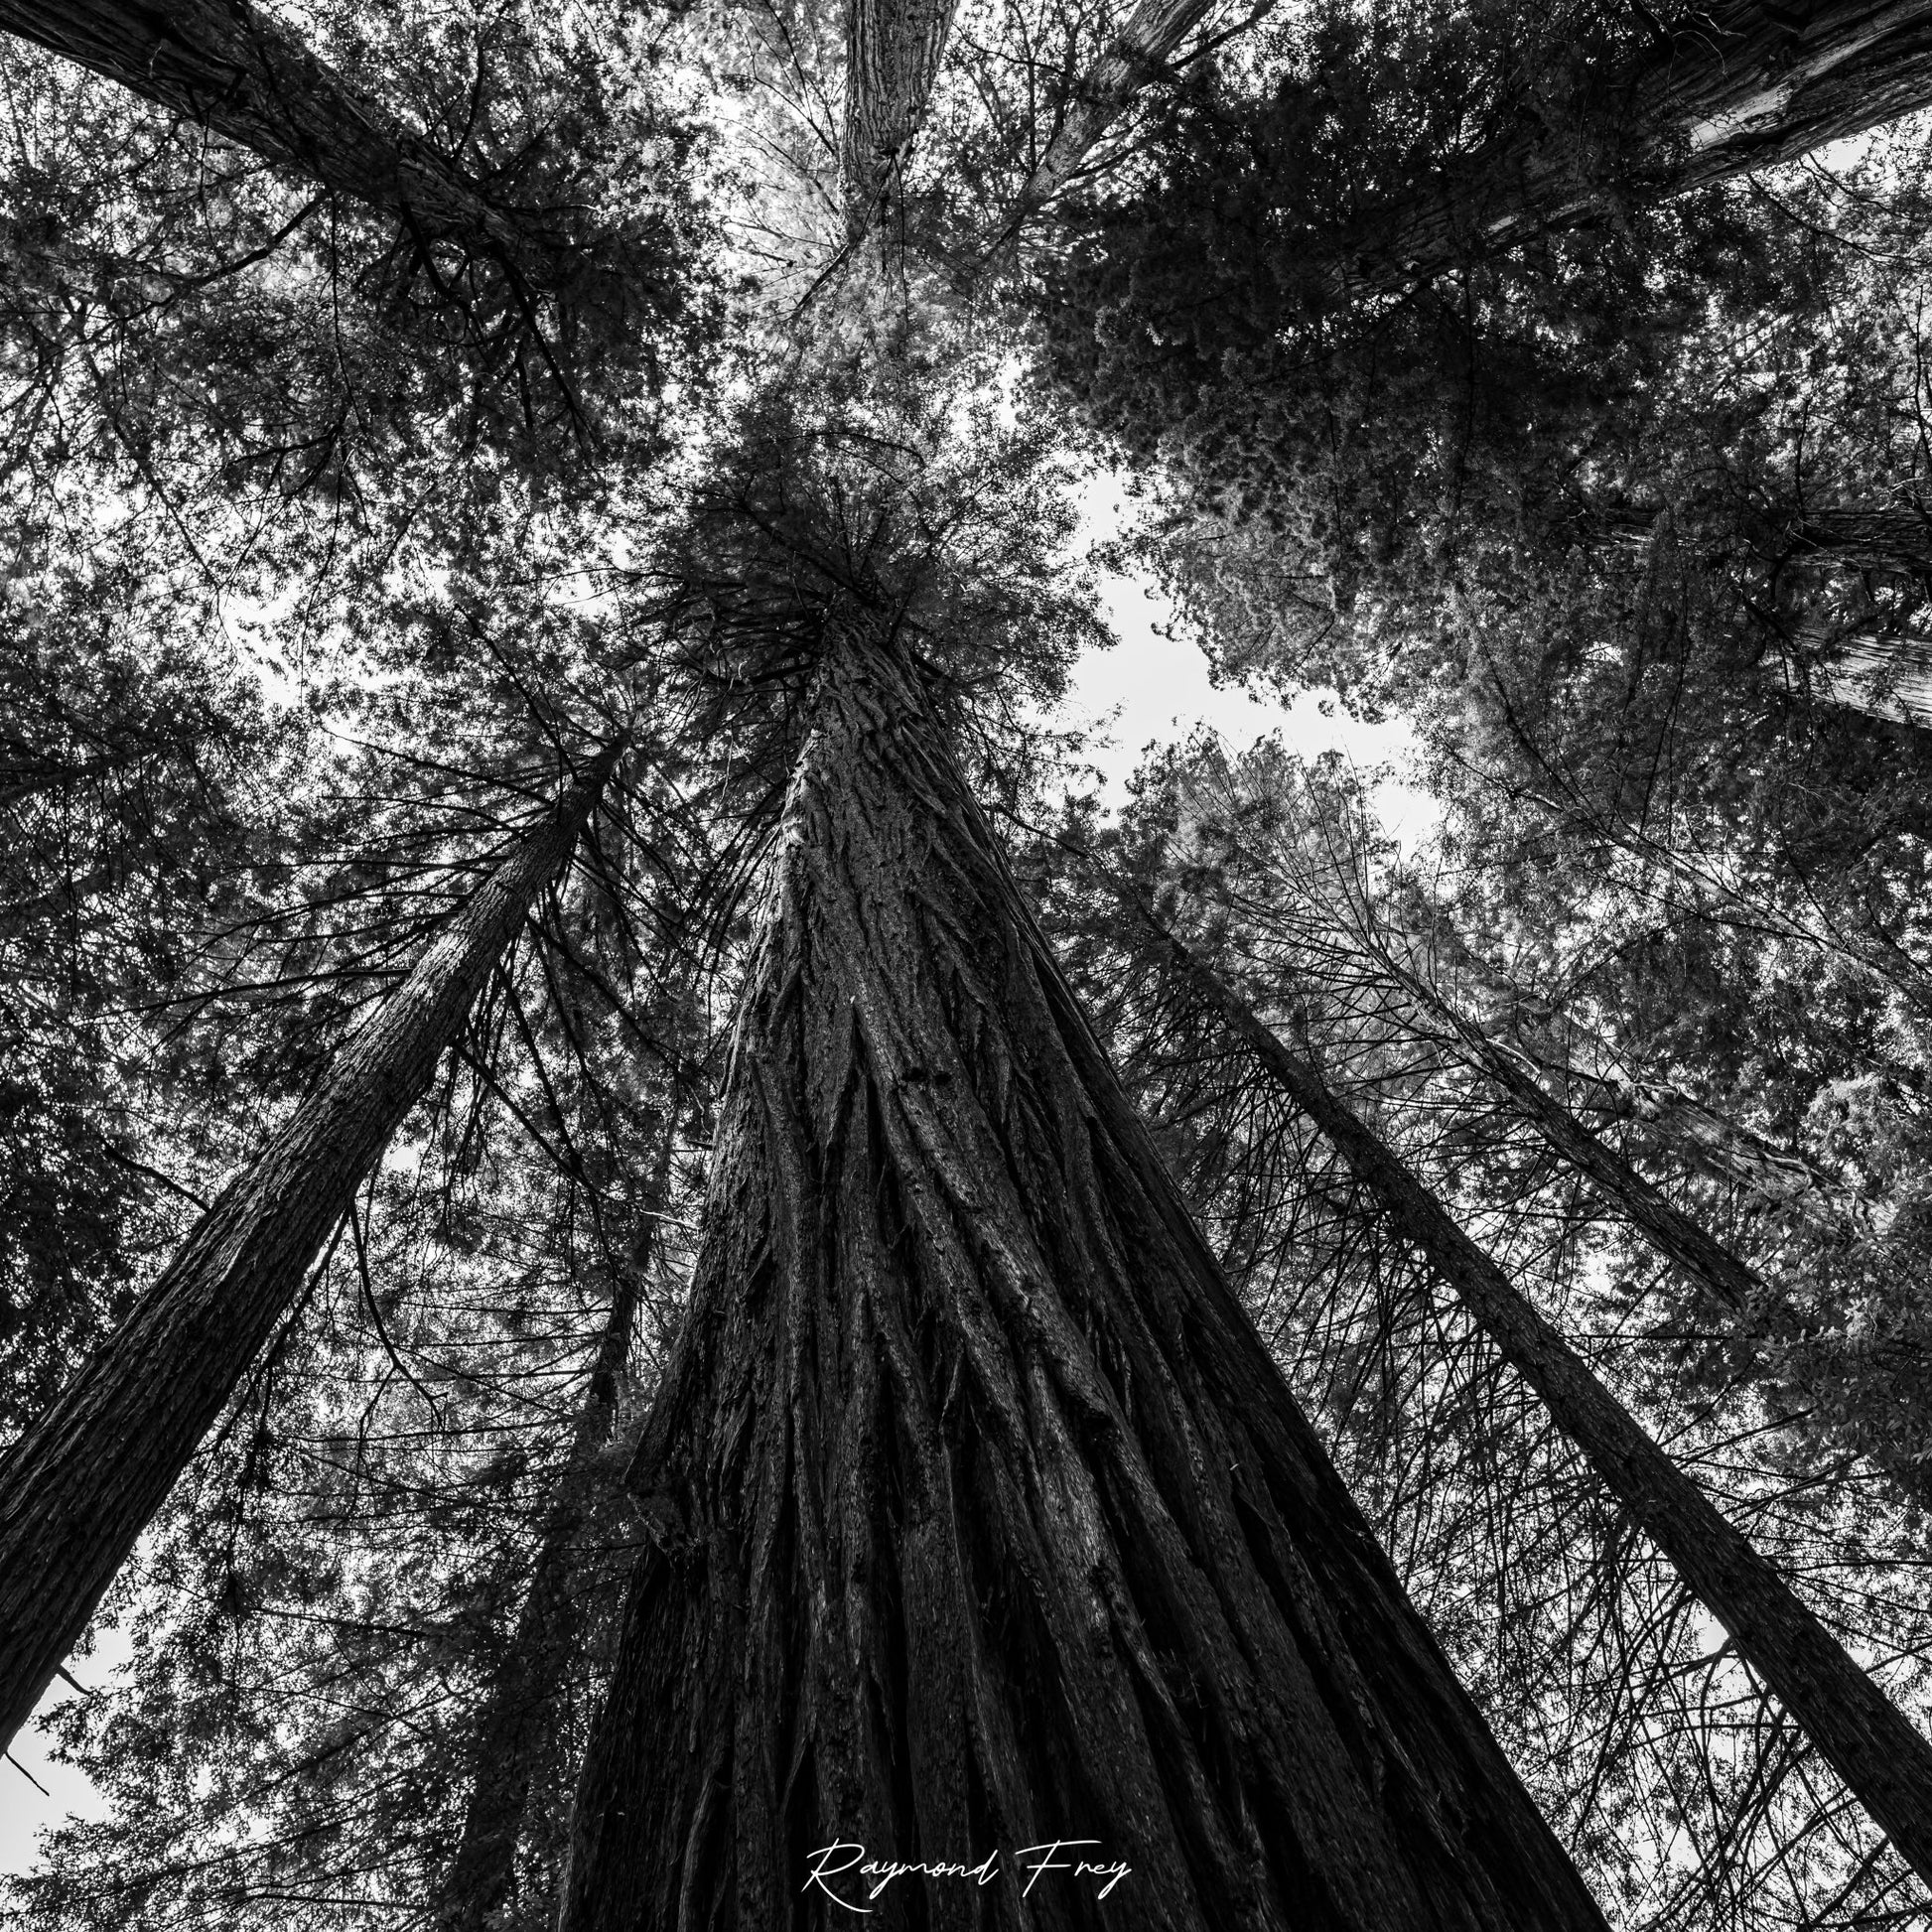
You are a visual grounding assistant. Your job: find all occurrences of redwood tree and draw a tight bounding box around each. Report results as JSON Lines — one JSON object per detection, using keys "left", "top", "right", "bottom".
{"left": 0, "top": 746, "right": 616, "bottom": 1753}
{"left": 0, "top": 0, "right": 562, "bottom": 286}
{"left": 558, "top": 621, "right": 1607, "bottom": 1931}
{"left": 1121, "top": 894, "right": 1932, "bottom": 1889}
{"left": 11, "top": 0, "right": 1932, "bottom": 1922}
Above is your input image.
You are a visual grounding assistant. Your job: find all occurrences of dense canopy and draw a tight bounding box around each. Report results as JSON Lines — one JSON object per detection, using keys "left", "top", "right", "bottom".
{"left": 6, "top": 0, "right": 1932, "bottom": 1927}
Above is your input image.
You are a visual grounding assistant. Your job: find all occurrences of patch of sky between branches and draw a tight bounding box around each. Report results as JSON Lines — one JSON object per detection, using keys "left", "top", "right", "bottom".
{"left": 1054, "top": 473, "right": 1441, "bottom": 854}
{"left": 1, "top": 1627, "right": 129, "bottom": 1879}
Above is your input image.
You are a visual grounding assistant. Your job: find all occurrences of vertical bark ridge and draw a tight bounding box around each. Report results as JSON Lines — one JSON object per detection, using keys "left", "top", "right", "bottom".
{"left": 0, "top": 0, "right": 561, "bottom": 282}
{"left": 437, "top": 1112, "right": 679, "bottom": 1932}
{"left": 0, "top": 745, "right": 619, "bottom": 1755}
{"left": 1132, "top": 911, "right": 1932, "bottom": 1896}
{"left": 842, "top": 0, "right": 960, "bottom": 227}
{"left": 557, "top": 632, "right": 1605, "bottom": 1931}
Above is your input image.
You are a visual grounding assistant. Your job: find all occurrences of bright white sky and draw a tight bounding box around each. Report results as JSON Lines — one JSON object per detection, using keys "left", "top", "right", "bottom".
{"left": 2, "top": 1629, "right": 127, "bottom": 1875}
{"left": 1053, "top": 514, "right": 1439, "bottom": 853}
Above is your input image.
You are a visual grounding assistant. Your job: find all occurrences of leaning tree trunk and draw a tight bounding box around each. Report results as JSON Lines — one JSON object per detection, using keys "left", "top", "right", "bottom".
{"left": 1139, "top": 910, "right": 1932, "bottom": 1895}
{"left": 1388, "top": 929, "right": 1893, "bottom": 1243}
{"left": 437, "top": 1116, "right": 676, "bottom": 1932}
{"left": 0, "top": 746, "right": 617, "bottom": 1755}
{"left": 1796, "top": 623, "right": 1932, "bottom": 729}
{"left": 1339, "top": 0, "right": 1932, "bottom": 290}
{"left": 1299, "top": 923, "right": 1932, "bottom": 1505}
{"left": 1018, "top": 0, "right": 1220, "bottom": 208}
{"left": 1580, "top": 504, "right": 1932, "bottom": 579}
{"left": 0, "top": 0, "right": 561, "bottom": 284}
{"left": 1532, "top": 1055, "right": 1889, "bottom": 1242}
{"left": 557, "top": 627, "right": 1605, "bottom": 1932}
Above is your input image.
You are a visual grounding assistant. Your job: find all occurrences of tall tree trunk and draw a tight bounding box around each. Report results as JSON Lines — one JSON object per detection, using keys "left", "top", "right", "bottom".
{"left": 842, "top": 0, "right": 959, "bottom": 226}
{"left": 1379, "top": 956, "right": 1777, "bottom": 1314}
{"left": 0, "top": 0, "right": 561, "bottom": 284}
{"left": 556, "top": 627, "right": 1605, "bottom": 1932}
{"left": 1282, "top": 919, "right": 1932, "bottom": 1504}
{"left": 1788, "top": 507, "right": 1932, "bottom": 573}
{"left": 1338, "top": 0, "right": 1932, "bottom": 290}
{"left": 1801, "top": 624, "right": 1932, "bottom": 727}
{"left": 0, "top": 746, "right": 617, "bottom": 1755}
{"left": 1138, "top": 910, "right": 1932, "bottom": 1894}
{"left": 970, "top": 0, "right": 1220, "bottom": 261}
{"left": 1579, "top": 504, "right": 1932, "bottom": 578}
{"left": 1534, "top": 1057, "right": 1890, "bottom": 1241}
{"left": 1378, "top": 929, "right": 1894, "bottom": 1242}
{"left": 438, "top": 1116, "right": 677, "bottom": 1932}
{"left": 1019, "top": 0, "right": 1220, "bottom": 208}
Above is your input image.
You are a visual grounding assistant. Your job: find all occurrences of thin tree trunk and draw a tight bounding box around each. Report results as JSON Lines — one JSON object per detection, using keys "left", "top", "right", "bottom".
{"left": 1543, "top": 1058, "right": 1889, "bottom": 1241}
{"left": 960, "top": 0, "right": 1223, "bottom": 264}
{"left": 557, "top": 627, "right": 1604, "bottom": 1932}
{"left": 1381, "top": 960, "right": 1773, "bottom": 1314}
{"left": 1338, "top": 0, "right": 1932, "bottom": 290}
{"left": 1021, "top": 0, "right": 1220, "bottom": 207}
{"left": 1140, "top": 911, "right": 1932, "bottom": 1894}
{"left": 0, "top": 0, "right": 560, "bottom": 283}
{"left": 1383, "top": 931, "right": 1892, "bottom": 1242}
{"left": 1226, "top": 883, "right": 1932, "bottom": 1495}
{"left": 437, "top": 1116, "right": 677, "bottom": 1932}
{"left": 0, "top": 746, "right": 617, "bottom": 1755}
{"left": 842, "top": 0, "right": 959, "bottom": 225}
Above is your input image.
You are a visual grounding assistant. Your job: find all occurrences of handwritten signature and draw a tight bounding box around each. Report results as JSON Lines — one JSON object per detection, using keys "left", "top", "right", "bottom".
{"left": 803, "top": 1840, "right": 1131, "bottom": 1912}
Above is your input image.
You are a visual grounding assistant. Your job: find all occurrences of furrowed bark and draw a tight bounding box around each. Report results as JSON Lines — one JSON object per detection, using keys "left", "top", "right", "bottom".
{"left": 0, "top": 746, "right": 618, "bottom": 1756}
{"left": 1585, "top": 505, "right": 1932, "bottom": 575}
{"left": 1021, "top": 0, "right": 1221, "bottom": 207}
{"left": 842, "top": 0, "right": 960, "bottom": 226}
{"left": 437, "top": 1117, "right": 676, "bottom": 1932}
{"left": 558, "top": 626, "right": 1605, "bottom": 1932}
{"left": 1339, "top": 0, "right": 1932, "bottom": 290}
{"left": 1802, "top": 625, "right": 1932, "bottom": 727}
{"left": 0, "top": 0, "right": 560, "bottom": 282}
{"left": 966, "top": 0, "right": 1223, "bottom": 260}
{"left": 1142, "top": 915, "right": 1932, "bottom": 1894}
{"left": 1788, "top": 508, "right": 1932, "bottom": 572}
{"left": 1537, "top": 1059, "right": 1890, "bottom": 1242}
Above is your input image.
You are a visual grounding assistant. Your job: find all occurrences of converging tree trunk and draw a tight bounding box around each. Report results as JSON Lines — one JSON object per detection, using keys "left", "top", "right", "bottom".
{"left": 438, "top": 1115, "right": 677, "bottom": 1932}
{"left": 0, "top": 746, "right": 617, "bottom": 1755}
{"left": 0, "top": 0, "right": 563, "bottom": 283}
{"left": 1374, "top": 930, "right": 1895, "bottom": 1244}
{"left": 1582, "top": 504, "right": 1932, "bottom": 578}
{"left": 843, "top": 0, "right": 959, "bottom": 225}
{"left": 1517, "top": 1050, "right": 1890, "bottom": 1242}
{"left": 557, "top": 628, "right": 1606, "bottom": 1931}
{"left": 1411, "top": 965, "right": 1844, "bottom": 1310}
{"left": 1799, "top": 624, "right": 1932, "bottom": 729}
{"left": 1339, "top": 0, "right": 1932, "bottom": 289}
{"left": 1138, "top": 909, "right": 1932, "bottom": 1892}
{"left": 1018, "top": 0, "right": 1221, "bottom": 210}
